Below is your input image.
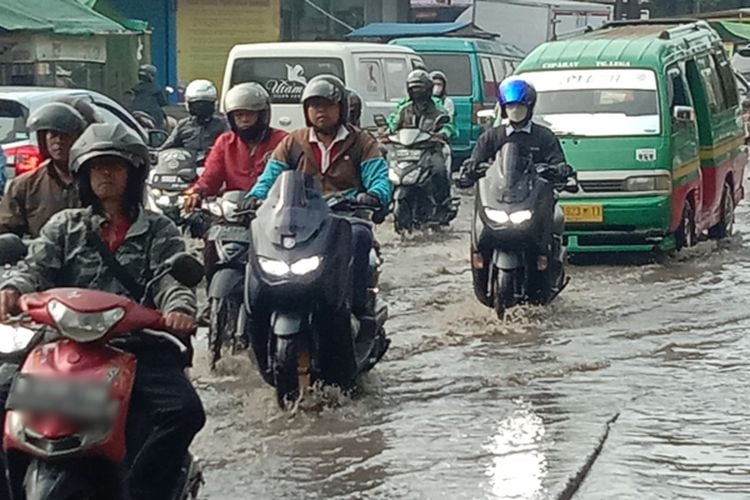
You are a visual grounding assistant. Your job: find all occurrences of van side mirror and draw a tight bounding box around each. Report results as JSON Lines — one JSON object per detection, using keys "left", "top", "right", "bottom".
{"left": 673, "top": 105, "right": 695, "bottom": 123}
{"left": 0, "top": 234, "right": 27, "bottom": 266}
{"left": 148, "top": 129, "right": 168, "bottom": 148}
{"left": 373, "top": 114, "right": 387, "bottom": 127}
{"left": 166, "top": 253, "right": 204, "bottom": 288}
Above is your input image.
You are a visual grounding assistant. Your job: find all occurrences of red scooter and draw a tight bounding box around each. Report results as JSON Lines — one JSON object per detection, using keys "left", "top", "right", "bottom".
{"left": 0, "top": 244, "right": 204, "bottom": 500}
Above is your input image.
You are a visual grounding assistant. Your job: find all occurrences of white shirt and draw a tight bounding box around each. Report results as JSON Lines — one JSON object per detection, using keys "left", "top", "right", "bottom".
{"left": 443, "top": 96, "right": 455, "bottom": 118}
{"left": 506, "top": 122, "right": 533, "bottom": 136}
{"left": 309, "top": 126, "right": 349, "bottom": 174}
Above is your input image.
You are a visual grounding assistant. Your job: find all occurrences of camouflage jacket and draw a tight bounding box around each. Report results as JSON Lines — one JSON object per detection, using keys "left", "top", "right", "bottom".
{"left": 0, "top": 207, "right": 196, "bottom": 316}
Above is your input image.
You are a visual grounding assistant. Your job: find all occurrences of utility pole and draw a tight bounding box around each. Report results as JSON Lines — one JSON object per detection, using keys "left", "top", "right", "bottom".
{"left": 471, "top": 0, "right": 477, "bottom": 26}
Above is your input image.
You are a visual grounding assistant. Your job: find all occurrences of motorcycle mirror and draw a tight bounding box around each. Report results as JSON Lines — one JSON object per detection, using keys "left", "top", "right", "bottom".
{"left": 148, "top": 129, "right": 168, "bottom": 148}
{"left": 165, "top": 252, "right": 204, "bottom": 288}
{"left": 373, "top": 114, "right": 387, "bottom": 127}
{"left": 177, "top": 168, "right": 199, "bottom": 183}
{"left": 0, "top": 234, "right": 27, "bottom": 266}
{"left": 435, "top": 114, "right": 450, "bottom": 128}
{"left": 563, "top": 183, "right": 580, "bottom": 194}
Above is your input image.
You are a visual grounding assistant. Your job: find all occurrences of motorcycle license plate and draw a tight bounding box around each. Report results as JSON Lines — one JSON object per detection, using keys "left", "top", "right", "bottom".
{"left": 6, "top": 375, "right": 112, "bottom": 422}
{"left": 563, "top": 204, "right": 603, "bottom": 223}
{"left": 396, "top": 149, "right": 422, "bottom": 161}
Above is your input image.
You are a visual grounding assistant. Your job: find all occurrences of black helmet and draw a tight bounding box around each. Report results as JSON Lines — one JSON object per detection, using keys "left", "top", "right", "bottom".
{"left": 54, "top": 96, "right": 102, "bottom": 126}
{"left": 347, "top": 89, "right": 362, "bottom": 127}
{"left": 27, "top": 102, "right": 87, "bottom": 160}
{"left": 406, "top": 70, "right": 433, "bottom": 102}
{"left": 224, "top": 82, "right": 272, "bottom": 138}
{"left": 138, "top": 64, "right": 157, "bottom": 82}
{"left": 302, "top": 75, "right": 348, "bottom": 126}
{"left": 69, "top": 122, "right": 150, "bottom": 212}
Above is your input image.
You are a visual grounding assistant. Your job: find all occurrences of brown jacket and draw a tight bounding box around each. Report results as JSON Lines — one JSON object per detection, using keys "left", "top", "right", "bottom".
{"left": 0, "top": 161, "right": 80, "bottom": 238}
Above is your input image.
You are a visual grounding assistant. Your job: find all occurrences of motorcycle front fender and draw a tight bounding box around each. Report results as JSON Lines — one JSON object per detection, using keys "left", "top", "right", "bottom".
{"left": 24, "top": 459, "right": 98, "bottom": 500}
{"left": 272, "top": 311, "right": 310, "bottom": 337}
{"left": 492, "top": 250, "right": 523, "bottom": 271}
{"left": 208, "top": 268, "right": 244, "bottom": 299}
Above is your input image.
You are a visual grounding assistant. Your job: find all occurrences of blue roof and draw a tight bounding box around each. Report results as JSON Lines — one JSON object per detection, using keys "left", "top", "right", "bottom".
{"left": 346, "top": 22, "right": 471, "bottom": 39}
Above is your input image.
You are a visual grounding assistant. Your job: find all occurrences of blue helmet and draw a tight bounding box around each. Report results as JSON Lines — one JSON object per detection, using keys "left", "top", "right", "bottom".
{"left": 497, "top": 77, "right": 537, "bottom": 112}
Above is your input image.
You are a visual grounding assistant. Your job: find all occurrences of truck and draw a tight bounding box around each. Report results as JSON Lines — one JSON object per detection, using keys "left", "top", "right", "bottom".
{"left": 456, "top": 0, "right": 613, "bottom": 54}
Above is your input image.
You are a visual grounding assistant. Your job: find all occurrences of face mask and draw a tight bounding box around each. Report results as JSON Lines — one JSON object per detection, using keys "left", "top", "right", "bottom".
{"left": 189, "top": 101, "right": 215, "bottom": 119}
{"left": 410, "top": 88, "right": 431, "bottom": 103}
{"left": 506, "top": 104, "right": 529, "bottom": 124}
{"left": 433, "top": 84, "right": 444, "bottom": 97}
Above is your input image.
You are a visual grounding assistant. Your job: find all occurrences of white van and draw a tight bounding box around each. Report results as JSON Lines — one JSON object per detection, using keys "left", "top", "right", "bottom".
{"left": 221, "top": 42, "right": 424, "bottom": 131}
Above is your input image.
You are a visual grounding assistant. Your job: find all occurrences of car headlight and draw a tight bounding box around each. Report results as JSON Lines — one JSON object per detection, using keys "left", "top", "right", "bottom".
{"left": 0, "top": 325, "right": 36, "bottom": 354}
{"left": 258, "top": 256, "right": 322, "bottom": 277}
{"left": 624, "top": 175, "right": 671, "bottom": 192}
{"left": 509, "top": 210, "right": 533, "bottom": 224}
{"left": 485, "top": 208, "right": 509, "bottom": 224}
{"left": 48, "top": 300, "right": 125, "bottom": 342}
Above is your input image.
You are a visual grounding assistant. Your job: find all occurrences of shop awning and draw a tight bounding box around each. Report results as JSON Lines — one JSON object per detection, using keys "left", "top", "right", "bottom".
{"left": 0, "top": 0, "right": 137, "bottom": 35}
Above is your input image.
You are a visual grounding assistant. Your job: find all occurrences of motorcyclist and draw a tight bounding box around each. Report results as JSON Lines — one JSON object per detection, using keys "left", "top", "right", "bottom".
{"left": 160, "top": 79, "right": 228, "bottom": 158}
{"left": 348, "top": 89, "right": 363, "bottom": 128}
{"left": 183, "top": 82, "right": 286, "bottom": 287}
{"left": 430, "top": 70, "right": 455, "bottom": 118}
{"left": 0, "top": 121, "right": 205, "bottom": 500}
{"left": 459, "top": 77, "right": 573, "bottom": 268}
{"left": 0, "top": 102, "right": 87, "bottom": 238}
{"left": 388, "top": 69, "right": 455, "bottom": 219}
{"left": 245, "top": 74, "right": 391, "bottom": 324}
{"left": 129, "top": 64, "right": 169, "bottom": 130}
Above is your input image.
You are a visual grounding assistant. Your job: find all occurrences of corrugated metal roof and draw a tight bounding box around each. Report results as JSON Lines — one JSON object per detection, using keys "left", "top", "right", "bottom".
{"left": 0, "top": 0, "right": 132, "bottom": 35}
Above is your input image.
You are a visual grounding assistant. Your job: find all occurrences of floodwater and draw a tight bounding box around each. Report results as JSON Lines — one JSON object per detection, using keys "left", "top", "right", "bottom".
{"left": 191, "top": 190, "right": 750, "bottom": 499}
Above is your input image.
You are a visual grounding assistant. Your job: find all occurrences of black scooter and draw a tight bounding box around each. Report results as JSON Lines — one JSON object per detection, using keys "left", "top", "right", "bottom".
{"left": 467, "top": 143, "right": 577, "bottom": 318}
{"left": 244, "top": 171, "right": 389, "bottom": 408}
{"left": 146, "top": 148, "right": 207, "bottom": 227}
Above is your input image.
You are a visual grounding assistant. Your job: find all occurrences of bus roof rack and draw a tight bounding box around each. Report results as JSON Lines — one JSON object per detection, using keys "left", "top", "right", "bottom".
{"left": 599, "top": 19, "right": 711, "bottom": 40}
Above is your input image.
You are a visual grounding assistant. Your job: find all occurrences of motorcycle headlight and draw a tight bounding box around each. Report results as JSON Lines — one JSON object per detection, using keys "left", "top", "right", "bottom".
{"left": 290, "top": 256, "right": 321, "bottom": 275}
{"left": 485, "top": 208, "right": 509, "bottom": 224}
{"left": 509, "top": 210, "right": 533, "bottom": 224}
{"left": 48, "top": 300, "right": 125, "bottom": 342}
{"left": 258, "top": 257, "right": 290, "bottom": 277}
{"left": 624, "top": 175, "right": 671, "bottom": 192}
{"left": 0, "top": 325, "right": 37, "bottom": 354}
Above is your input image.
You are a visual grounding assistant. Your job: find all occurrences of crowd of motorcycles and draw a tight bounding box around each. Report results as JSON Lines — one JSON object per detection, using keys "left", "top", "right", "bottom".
{"left": 0, "top": 112, "right": 576, "bottom": 499}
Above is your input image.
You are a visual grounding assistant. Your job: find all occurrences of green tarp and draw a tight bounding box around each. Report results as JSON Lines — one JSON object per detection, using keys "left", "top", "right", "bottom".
{"left": 0, "top": 0, "right": 133, "bottom": 35}
{"left": 710, "top": 20, "right": 750, "bottom": 43}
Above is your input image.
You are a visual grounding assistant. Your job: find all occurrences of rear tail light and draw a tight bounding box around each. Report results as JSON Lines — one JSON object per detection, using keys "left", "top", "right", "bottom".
{"left": 5, "top": 145, "right": 42, "bottom": 175}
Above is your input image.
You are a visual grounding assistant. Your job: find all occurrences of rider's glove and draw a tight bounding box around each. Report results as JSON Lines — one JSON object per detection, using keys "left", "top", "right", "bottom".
{"left": 238, "top": 196, "right": 262, "bottom": 212}
{"left": 555, "top": 162, "right": 574, "bottom": 179}
{"left": 356, "top": 192, "right": 381, "bottom": 208}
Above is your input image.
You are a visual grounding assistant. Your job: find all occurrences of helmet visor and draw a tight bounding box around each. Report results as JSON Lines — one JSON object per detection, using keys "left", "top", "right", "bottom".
{"left": 499, "top": 79, "right": 532, "bottom": 106}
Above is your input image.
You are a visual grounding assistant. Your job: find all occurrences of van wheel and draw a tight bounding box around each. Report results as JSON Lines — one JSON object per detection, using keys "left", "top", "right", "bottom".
{"left": 708, "top": 180, "right": 734, "bottom": 239}
{"left": 676, "top": 199, "right": 697, "bottom": 250}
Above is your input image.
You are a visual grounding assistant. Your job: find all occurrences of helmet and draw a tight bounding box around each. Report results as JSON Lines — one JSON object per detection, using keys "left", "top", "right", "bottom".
{"left": 224, "top": 82, "right": 271, "bottom": 136}
{"left": 138, "top": 64, "right": 157, "bottom": 82}
{"left": 27, "top": 102, "right": 87, "bottom": 160}
{"left": 54, "top": 96, "right": 102, "bottom": 126}
{"left": 406, "top": 70, "right": 433, "bottom": 101}
{"left": 498, "top": 77, "right": 537, "bottom": 112}
{"left": 69, "top": 122, "right": 150, "bottom": 210}
{"left": 347, "top": 89, "right": 362, "bottom": 127}
{"left": 185, "top": 79, "right": 218, "bottom": 104}
{"left": 302, "top": 74, "right": 348, "bottom": 126}
{"left": 429, "top": 70, "right": 447, "bottom": 85}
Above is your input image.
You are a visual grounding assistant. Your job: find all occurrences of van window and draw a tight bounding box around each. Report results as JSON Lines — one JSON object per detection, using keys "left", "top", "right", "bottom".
{"left": 481, "top": 57, "right": 496, "bottom": 102}
{"left": 230, "top": 57, "right": 345, "bottom": 104}
{"left": 668, "top": 66, "right": 691, "bottom": 108}
{"left": 713, "top": 51, "right": 739, "bottom": 108}
{"left": 419, "top": 54, "right": 472, "bottom": 96}
{"left": 696, "top": 55, "right": 726, "bottom": 114}
{"left": 359, "top": 59, "right": 385, "bottom": 101}
{"left": 491, "top": 57, "right": 508, "bottom": 84}
{"left": 384, "top": 58, "right": 409, "bottom": 101}
{"left": 523, "top": 68, "right": 660, "bottom": 136}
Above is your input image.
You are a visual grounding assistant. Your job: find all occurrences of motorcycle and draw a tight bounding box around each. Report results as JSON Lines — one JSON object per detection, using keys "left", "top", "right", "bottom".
{"left": 467, "top": 143, "right": 577, "bottom": 319}
{"left": 0, "top": 235, "right": 204, "bottom": 499}
{"left": 146, "top": 148, "right": 206, "bottom": 228}
{"left": 202, "top": 191, "right": 250, "bottom": 369}
{"left": 375, "top": 114, "right": 459, "bottom": 234}
{"left": 244, "top": 171, "right": 389, "bottom": 408}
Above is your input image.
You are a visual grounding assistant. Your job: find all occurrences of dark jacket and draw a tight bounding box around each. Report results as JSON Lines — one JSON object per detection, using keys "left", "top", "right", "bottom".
{"left": 0, "top": 161, "right": 80, "bottom": 238}
{"left": 0, "top": 207, "right": 196, "bottom": 316}
{"left": 471, "top": 122, "right": 565, "bottom": 166}
{"left": 131, "top": 81, "right": 168, "bottom": 129}
{"left": 160, "top": 115, "right": 228, "bottom": 158}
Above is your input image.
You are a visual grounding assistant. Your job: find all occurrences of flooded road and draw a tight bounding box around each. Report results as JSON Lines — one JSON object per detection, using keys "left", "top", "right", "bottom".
{"left": 191, "top": 190, "right": 750, "bottom": 499}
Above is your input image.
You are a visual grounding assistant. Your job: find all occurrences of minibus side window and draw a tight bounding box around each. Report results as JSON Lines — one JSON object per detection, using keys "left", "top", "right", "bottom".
{"left": 480, "top": 56, "right": 496, "bottom": 104}
{"left": 491, "top": 57, "right": 507, "bottom": 84}
{"left": 668, "top": 66, "right": 692, "bottom": 108}
{"left": 713, "top": 51, "right": 739, "bottom": 109}
{"left": 697, "top": 54, "right": 726, "bottom": 114}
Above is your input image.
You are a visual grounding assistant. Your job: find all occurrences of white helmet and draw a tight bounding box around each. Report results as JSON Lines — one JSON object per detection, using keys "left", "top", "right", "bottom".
{"left": 184, "top": 79, "right": 218, "bottom": 110}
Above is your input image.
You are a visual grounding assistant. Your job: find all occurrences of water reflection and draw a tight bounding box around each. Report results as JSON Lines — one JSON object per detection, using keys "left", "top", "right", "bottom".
{"left": 485, "top": 400, "right": 548, "bottom": 500}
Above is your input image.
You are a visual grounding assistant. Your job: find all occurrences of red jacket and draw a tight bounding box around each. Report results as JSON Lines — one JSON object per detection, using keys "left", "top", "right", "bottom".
{"left": 193, "top": 128, "right": 287, "bottom": 196}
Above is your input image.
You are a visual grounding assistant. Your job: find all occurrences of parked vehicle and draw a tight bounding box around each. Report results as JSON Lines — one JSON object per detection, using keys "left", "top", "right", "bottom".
{"left": 222, "top": 42, "right": 423, "bottom": 132}
{"left": 470, "top": 143, "right": 576, "bottom": 318}
{"left": 0, "top": 236, "right": 204, "bottom": 499}
{"left": 515, "top": 20, "right": 747, "bottom": 253}
{"left": 0, "top": 87, "right": 165, "bottom": 187}
{"left": 146, "top": 148, "right": 203, "bottom": 226}
{"left": 389, "top": 37, "right": 525, "bottom": 166}
{"left": 456, "top": 0, "right": 613, "bottom": 54}
{"left": 244, "top": 171, "right": 389, "bottom": 408}
{"left": 202, "top": 191, "right": 250, "bottom": 369}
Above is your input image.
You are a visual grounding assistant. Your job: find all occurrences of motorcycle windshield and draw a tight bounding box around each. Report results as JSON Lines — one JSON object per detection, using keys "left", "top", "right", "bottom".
{"left": 392, "top": 128, "right": 432, "bottom": 146}
{"left": 156, "top": 148, "right": 194, "bottom": 172}
{"left": 483, "top": 143, "right": 535, "bottom": 205}
{"left": 255, "top": 171, "right": 328, "bottom": 247}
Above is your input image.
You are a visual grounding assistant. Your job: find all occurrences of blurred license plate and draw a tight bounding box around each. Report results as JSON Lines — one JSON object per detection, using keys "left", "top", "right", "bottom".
{"left": 158, "top": 175, "right": 178, "bottom": 183}
{"left": 7, "top": 375, "right": 111, "bottom": 421}
{"left": 563, "top": 204, "right": 603, "bottom": 223}
{"left": 396, "top": 150, "right": 422, "bottom": 160}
